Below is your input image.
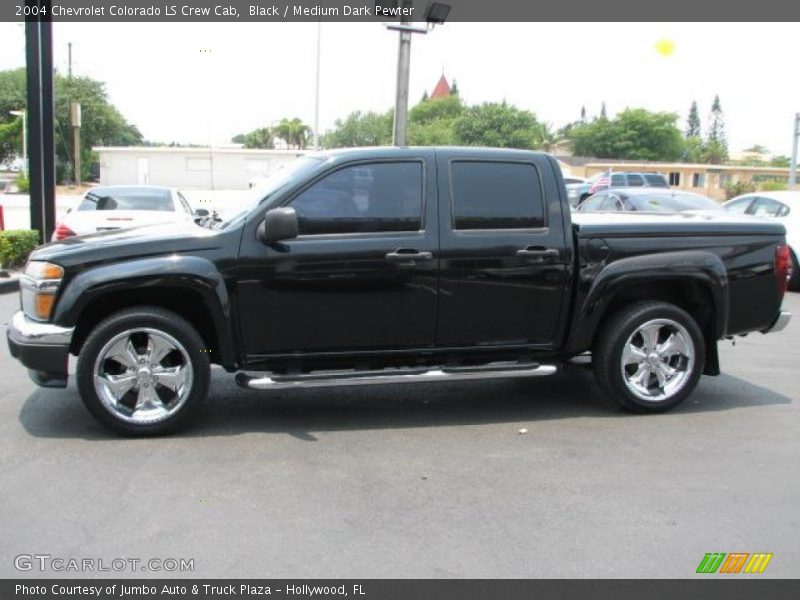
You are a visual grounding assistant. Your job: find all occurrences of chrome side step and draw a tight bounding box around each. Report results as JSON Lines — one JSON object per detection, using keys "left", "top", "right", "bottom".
{"left": 235, "top": 362, "right": 558, "bottom": 390}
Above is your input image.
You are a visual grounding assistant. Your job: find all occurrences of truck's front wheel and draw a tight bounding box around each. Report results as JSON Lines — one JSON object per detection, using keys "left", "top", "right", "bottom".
{"left": 76, "top": 307, "right": 210, "bottom": 435}
{"left": 593, "top": 301, "right": 705, "bottom": 413}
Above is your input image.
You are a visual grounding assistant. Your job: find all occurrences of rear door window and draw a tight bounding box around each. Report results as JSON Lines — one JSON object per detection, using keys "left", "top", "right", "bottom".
{"left": 450, "top": 161, "right": 545, "bottom": 229}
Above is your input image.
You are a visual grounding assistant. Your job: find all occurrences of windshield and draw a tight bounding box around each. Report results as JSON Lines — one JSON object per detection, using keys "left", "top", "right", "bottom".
{"left": 215, "top": 156, "right": 323, "bottom": 228}
{"left": 79, "top": 187, "right": 174, "bottom": 211}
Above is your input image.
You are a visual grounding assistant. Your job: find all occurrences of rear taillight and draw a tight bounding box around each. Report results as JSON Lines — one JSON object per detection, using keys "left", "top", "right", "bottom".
{"left": 53, "top": 223, "right": 76, "bottom": 241}
{"left": 775, "top": 245, "right": 791, "bottom": 296}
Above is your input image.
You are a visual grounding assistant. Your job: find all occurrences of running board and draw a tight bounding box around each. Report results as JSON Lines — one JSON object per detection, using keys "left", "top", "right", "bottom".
{"left": 235, "top": 362, "right": 558, "bottom": 390}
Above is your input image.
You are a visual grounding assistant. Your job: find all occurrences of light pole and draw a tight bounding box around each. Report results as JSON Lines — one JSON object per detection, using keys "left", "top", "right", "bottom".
{"left": 9, "top": 109, "right": 26, "bottom": 178}
{"left": 313, "top": 22, "right": 322, "bottom": 150}
{"left": 790, "top": 112, "right": 799, "bottom": 189}
{"left": 384, "top": 2, "right": 451, "bottom": 146}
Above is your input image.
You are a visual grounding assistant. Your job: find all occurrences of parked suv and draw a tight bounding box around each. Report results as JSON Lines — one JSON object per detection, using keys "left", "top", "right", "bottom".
{"left": 573, "top": 172, "right": 669, "bottom": 206}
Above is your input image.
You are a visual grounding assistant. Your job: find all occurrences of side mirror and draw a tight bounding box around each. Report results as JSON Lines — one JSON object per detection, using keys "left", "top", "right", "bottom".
{"left": 259, "top": 207, "right": 298, "bottom": 243}
{"left": 193, "top": 208, "right": 210, "bottom": 224}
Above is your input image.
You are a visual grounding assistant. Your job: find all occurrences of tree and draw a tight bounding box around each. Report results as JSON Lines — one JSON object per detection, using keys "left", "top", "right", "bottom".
{"left": 274, "top": 117, "right": 311, "bottom": 149}
{"left": 685, "top": 101, "right": 701, "bottom": 138}
{"left": 231, "top": 133, "right": 246, "bottom": 144}
{"left": 580, "top": 105, "right": 586, "bottom": 123}
{"left": 770, "top": 155, "right": 791, "bottom": 168}
{"left": 568, "top": 108, "right": 684, "bottom": 161}
{"left": 450, "top": 79, "right": 459, "bottom": 96}
{"left": 408, "top": 95, "right": 463, "bottom": 146}
{"left": 453, "top": 102, "right": 544, "bottom": 149}
{"left": 538, "top": 122, "right": 559, "bottom": 153}
{"left": 243, "top": 127, "right": 275, "bottom": 149}
{"left": 322, "top": 110, "right": 393, "bottom": 148}
{"left": 706, "top": 94, "right": 728, "bottom": 164}
{"left": 0, "top": 68, "right": 142, "bottom": 181}
{"left": 0, "top": 116, "right": 21, "bottom": 165}
{"left": 600, "top": 102, "right": 607, "bottom": 120}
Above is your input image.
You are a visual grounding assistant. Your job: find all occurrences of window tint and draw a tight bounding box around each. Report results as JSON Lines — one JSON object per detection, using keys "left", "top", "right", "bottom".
{"left": 724, "top": 198, "right": 753, "bottom": 214}
{"left": 627, "top": 174, "right": 645, "bottom": 187}
{"left": 77, "top": 188, "right": 175, "bottom": 212}
{"left": 451, "top": 161, "right": 544, "bottom": 229}
{"left": 644, "top": 174, "right": 668, "bottom": 187}
{"left": 578, "top": 194, "right": 606, "bottom": 211}
{"left": 668, "top": 172, "right": 681, "bottom": 186}
{"left": 290, "top": 162, "right": 423, "bottom": 235}
{"left": 600, "top": 195, "right": 623, "bottom": 211}
{"left": 751, "top": 197, "right": 787, "bottom": 217}
{"left": 610, "top": 174, "right": 626, "bottom": 186}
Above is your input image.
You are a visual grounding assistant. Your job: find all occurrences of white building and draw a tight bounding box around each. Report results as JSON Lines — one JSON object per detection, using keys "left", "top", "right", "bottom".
{"left": 94, "top": 146, "right": 309, "bottom": 190}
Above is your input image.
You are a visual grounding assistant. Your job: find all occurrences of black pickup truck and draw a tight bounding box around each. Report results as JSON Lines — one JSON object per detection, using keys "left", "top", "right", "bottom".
{"left": 6, "top": 148, "right": 792, "bottom": 435}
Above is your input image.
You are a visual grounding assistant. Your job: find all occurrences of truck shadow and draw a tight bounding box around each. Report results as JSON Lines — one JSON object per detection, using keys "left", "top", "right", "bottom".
{"left": 18, "top": 366, "right": 794, "bottom": 441}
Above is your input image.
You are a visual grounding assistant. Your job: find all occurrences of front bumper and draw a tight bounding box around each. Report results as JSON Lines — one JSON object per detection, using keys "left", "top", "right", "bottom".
{"left": 762, "top": 310, "right": 791, "bottom": 334}
{"left": 6, "top": 311, "right": 74, "bottom": 388}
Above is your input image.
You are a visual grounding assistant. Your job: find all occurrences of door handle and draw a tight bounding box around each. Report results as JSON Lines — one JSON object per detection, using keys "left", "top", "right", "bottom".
{"left": 516, "top": 247, "right": 559, "bottom": 261}
{"left": 385, "top": 248, "right": 433, "bottom": 264}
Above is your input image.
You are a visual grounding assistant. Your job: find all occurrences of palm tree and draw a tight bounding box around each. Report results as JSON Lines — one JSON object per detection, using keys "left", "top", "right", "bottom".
{"left": 275, "top": 118, "right": 311, "bottom": 149}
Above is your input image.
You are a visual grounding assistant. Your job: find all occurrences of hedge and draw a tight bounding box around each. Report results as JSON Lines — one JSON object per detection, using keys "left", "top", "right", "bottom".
{"left": 0, "top": 230, "right": 40, "bottom": 269}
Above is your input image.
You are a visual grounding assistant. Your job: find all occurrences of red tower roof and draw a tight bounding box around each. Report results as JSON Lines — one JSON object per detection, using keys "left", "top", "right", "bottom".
{"left": 430, "top": 75, "right": 451, "bottom": 99}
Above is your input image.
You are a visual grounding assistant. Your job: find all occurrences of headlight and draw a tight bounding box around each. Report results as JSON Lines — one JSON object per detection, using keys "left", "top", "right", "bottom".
{"left": 21, "top": 261, "right": 64, "bottom": 322}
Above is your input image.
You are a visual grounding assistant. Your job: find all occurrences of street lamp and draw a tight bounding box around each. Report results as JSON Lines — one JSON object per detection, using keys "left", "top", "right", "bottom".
{"left": 9, "top": 109, "right": 26, "bottom": 177}
{"left": 383, "top": 1, "right": 451, "bottom": 146}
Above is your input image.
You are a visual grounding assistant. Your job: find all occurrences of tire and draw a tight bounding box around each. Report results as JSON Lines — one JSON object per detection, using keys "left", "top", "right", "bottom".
{"left": 593, "top": 301, "right": 705, "bottom": 413}
{"left": 77, "top": 306, "right": 210, "bottom": 436}
{"left": 789, "top": 250, "right": 800, "bottom": 292}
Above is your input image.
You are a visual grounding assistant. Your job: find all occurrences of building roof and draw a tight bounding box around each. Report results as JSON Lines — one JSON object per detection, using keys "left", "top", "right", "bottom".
{"left": 430, "top": 75, "right": 451, "bottom": 99}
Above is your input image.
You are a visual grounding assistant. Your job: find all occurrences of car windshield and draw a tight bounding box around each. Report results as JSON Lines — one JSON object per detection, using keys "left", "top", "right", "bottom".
{"left": 215, "top": 156, "right": 323, "bottom": 228}
{"left": 78, "top": 188, "right": 174, "bottom": 211}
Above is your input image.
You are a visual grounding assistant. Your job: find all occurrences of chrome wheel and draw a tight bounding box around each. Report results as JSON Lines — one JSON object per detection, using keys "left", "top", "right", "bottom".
{"left": 93, "top": 328, "right": 193, "bottom": 424}
{"left": 620, "top": 318, "right": 695, "bottom": 402}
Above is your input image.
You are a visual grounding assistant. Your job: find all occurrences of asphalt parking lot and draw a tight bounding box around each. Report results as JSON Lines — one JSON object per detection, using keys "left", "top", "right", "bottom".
{"left": 0, "top": 290, "right": 798, "bottom": 579}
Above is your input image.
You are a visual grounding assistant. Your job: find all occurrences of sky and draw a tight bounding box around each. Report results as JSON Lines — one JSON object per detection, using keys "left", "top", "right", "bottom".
{"left": 0, "top": 21, "right": 797, "bottom": 156}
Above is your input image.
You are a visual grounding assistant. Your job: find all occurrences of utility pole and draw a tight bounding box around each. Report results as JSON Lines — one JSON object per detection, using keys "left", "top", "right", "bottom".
{"left": 790, "top": 113, "right": 799, "bottom": 189}
{"left": 68, "top": 42, "right": 72, "bottom": 78}
{"left": 71, "top": 102, "right": 81, "bottom": 185}
{"left": 391, "top": 0, "right": 413, "bottom": 146}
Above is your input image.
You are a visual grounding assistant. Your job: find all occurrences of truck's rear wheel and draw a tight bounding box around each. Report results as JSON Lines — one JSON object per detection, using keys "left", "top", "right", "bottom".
{"left": 593, "top": 301, "right": 705, "bottom": 413}
{"left": 76, "top": 307, "right": 210, "bottom": 436}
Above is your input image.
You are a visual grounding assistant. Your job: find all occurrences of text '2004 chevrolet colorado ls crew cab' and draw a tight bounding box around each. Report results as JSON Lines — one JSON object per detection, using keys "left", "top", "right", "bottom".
{"left": 6, "top": 147, "right": 793, "bottom": 435}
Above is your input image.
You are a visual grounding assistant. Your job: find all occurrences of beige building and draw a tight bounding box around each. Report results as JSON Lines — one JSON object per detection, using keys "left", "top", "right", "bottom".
{"left": 573, "top": 160, "right": 793, "bottom": 200}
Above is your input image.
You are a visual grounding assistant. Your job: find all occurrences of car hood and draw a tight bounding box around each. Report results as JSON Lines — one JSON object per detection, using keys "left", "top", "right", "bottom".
{"left": 30, "top": 221, "right": 227, "bottom": 269}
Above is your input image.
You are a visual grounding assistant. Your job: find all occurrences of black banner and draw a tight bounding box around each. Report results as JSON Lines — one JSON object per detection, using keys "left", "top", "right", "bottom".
{"left": 4, "top": 0, "right": 800, "bottom": 22}
{"left": 3, "top": 580, "right": 800, "bottom": 600}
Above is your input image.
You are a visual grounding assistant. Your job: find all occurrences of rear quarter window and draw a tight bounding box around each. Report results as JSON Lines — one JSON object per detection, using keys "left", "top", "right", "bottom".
{"left": 450, "top": 161, "right": 545, "bottom": 230}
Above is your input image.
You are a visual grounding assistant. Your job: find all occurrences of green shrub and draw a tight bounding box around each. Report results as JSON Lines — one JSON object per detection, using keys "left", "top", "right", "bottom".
{"left": 0, "top": 230, "right": 40, "bottom": 269}
{"left": 759, "top": 181, "right": 788, "bottom": 192}
{"left": 15, "top": 173, "right": 29, "bottom": 193}
{"left": 724, "top": 180, "right": 756, "bottom": 200}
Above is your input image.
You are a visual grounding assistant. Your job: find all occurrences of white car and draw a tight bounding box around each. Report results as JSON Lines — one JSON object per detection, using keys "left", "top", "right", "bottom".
{"left": 722, "top": 190, "right": 800, "bottom": 289}
{"left": 52, "top": 185, "right": 204, "bottom": 241}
